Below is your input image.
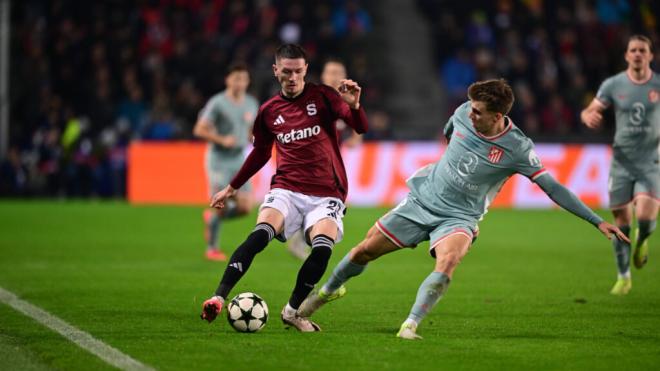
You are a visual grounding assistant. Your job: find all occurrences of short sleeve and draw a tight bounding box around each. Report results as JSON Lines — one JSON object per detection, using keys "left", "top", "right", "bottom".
{"left": 595, "top": 77, "right": 615, "bottom": 107}
{"left": 199, "top": 99, "right": 220, "bottom": 123}
{"left": 513, "top": 139, "right": 546, "bottom": 181}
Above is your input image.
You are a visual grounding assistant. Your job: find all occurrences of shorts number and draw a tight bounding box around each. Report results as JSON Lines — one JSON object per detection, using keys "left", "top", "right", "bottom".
{"left": 326, "top": 200, "right": 340, "bottom": 219}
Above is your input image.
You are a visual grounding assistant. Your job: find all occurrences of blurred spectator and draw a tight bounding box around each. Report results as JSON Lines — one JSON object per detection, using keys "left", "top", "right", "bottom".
{"left": 418, "top": 0, "right": 659, "bottom": 141}
{"left": 8, "top": 0, "right": 376, "bottom": 197}
{"left": 363, "top": 110, "right": 393, "bottom": 142}
{"left": 0, "top": 147, "right": 28, "bottom": 196}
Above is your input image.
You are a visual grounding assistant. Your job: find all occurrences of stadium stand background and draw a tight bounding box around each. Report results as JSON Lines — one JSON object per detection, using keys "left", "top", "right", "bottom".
{"left": 2, "top": 0, "right": 659, "bottom": 198}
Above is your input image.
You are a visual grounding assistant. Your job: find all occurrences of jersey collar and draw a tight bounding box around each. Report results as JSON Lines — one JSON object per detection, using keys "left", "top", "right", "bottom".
{"left": 279, "top": 83, "right": 309, "bottom": 101}
{"left": 626, "top": 70, "right": 653, "bottom": 85}
{"left": 474, "top": 117, "right": 513, "bottom": 140}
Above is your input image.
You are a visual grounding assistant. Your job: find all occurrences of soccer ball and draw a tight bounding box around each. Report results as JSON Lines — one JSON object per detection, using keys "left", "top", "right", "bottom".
{"left": 226, "top": 292, "right": 269, "bottom": 333}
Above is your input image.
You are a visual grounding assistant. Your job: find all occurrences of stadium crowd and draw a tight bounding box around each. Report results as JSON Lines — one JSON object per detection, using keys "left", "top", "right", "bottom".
{"left": 4, "top": 0, "right": 375, "bottom": 197}
{"left": 2, "top": 0, "right": 658, "bottom": 198}
{"left": 418, "top": 0, "right": 659, "bottom": 138}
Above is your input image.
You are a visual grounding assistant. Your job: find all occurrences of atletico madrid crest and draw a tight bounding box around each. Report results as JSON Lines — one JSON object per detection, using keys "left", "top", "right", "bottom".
{"left": 488, "top": 146, "right": 504, "bottom": 163}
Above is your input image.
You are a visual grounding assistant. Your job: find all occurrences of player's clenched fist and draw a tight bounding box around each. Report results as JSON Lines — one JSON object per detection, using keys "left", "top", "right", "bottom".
{"left": 338, "top": 79, "right": 361, "bottom": 109}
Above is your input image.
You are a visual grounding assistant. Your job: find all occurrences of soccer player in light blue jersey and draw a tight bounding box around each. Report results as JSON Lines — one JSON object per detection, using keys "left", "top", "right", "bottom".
{"left": 194, "top": 64, "right": 259, "bottom": 261}
{"left": 581, "top": 35, "right": 660, "bottom": 295}
{"left": 299, "top": 79, "right": 628, "bottom": 339}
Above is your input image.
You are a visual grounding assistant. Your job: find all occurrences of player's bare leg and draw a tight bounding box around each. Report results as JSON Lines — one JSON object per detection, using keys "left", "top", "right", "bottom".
{"left": 286, "top": 230, "right": 310, "bottom": 260}
{"left": 201, "top": 208, "right": 283, "bottom": 322}
{"left": 204, "top": 208, "right": 227, "bottom": 261}
{"left": 398, "top": 234, "right": 471, "bottom": 340}
{"left": 281, "top": 218, "right": 339, "bottom": 331}
{"left": 633, "top": 196, "right": 658, "bottom": 269}
{"left": 298, "top": 225, "right": 399, "bottom": 317}
{"left": 204, "top": 191, "right": 253, "bottom": 261}
{"left": 610, "top": 206, "right": 633, "bottom": 294}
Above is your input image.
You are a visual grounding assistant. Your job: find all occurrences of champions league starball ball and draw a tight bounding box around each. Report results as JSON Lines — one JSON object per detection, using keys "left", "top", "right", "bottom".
{"left": 226, "top": 292, "right": 269, "bottom": 333}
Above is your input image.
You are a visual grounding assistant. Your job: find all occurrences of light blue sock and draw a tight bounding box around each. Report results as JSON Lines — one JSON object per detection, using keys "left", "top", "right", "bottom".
{"left": 208, "top": 213, "right": 223, "bottom": 250}
{"left": 322, "top": 253, "right": 366, "bottom": 293}
{"left": 613, "top": 225, "right": 631, "bottom": 278}
{"left": 407, "top": 272, "right": 451, "bottom": 324}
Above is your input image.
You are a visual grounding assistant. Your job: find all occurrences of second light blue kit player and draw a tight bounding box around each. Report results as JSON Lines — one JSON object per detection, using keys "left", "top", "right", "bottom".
{"left": 299, "top": 79, "right": 628, "bottom": 340}
{"left": 581, "top": 35, "right": 660, "bottom": 295}
{"left": 193, "top": 64, "right": 259, "bottom": 261}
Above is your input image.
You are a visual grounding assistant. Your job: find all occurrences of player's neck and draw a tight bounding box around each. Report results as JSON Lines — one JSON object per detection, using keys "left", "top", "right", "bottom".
{"left": 281, "top": 83, "right": 306, "bottom": 99}
{"left": 481, "top": 118, "right": 507, "bottom": 137}
{"left": 627, "top": 67, "right": 652, "bottom": 83}
{"left": 226, "top": 90, "right": 245, "bottom": 103}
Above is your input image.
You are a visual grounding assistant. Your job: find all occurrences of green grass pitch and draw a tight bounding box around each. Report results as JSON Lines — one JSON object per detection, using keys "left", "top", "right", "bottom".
{"left": 0, "top": 201, "right": 659, "bottom": 370}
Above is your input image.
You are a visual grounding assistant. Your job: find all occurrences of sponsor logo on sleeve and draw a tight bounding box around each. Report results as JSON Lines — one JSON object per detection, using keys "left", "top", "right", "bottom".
{"left": 528, "top": 149, "right": 541, "bottom": 167}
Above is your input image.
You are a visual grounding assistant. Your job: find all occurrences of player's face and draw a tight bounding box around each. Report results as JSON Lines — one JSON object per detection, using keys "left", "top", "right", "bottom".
{"left": 469, "top": 101, "right": 501, "bottom": 134}
{"left": 225, "top": 71, "right": 250, "bottom": 94}
{"left": 321, "top": 62, "right": 346, "bottom": 90}
{"left": 625, "top": 40, "right": 653, "bottom": 70}
{"left": 273, "top": 58, "right": 308, "bottom": 97}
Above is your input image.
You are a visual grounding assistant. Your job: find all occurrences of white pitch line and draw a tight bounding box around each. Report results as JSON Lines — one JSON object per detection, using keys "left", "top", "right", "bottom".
{"left": 0, "top": 286, "right": 155, "bottom": 371}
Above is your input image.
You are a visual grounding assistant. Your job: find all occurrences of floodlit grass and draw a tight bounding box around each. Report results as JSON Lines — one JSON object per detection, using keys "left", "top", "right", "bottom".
{"left": 0, "top": 201, "right": 658, "bottom": 370}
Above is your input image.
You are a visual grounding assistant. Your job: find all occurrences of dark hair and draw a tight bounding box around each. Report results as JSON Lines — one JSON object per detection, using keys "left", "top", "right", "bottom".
{"left": 275, "top": 44, "right": 307, "bottom": 62}
{"left": 226, "top": 62, "right": 249, "bottom": 76}
{"left": 467, "top": 79, "right": 515, "bottom": 115}
{"left": 628, "top": 35, "right": 653, "bottom": 52}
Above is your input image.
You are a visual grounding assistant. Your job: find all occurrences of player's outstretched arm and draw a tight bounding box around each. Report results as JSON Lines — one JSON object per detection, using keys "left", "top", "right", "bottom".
{"left": 535, "top": 173, "right": 630, "bottom": 242}
{"left": 580, "top": 99, "right": 605, "bottom": 129}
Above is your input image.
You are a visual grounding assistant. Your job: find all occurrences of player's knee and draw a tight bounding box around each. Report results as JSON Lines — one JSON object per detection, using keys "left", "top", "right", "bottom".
{"left": 612, "top": 208, "right": 632, "bottom": 225}
{"left": 436, "top": 250, "right": 466, "bottom": 271}
{"left": 236, "top": 205, "right": 250, "bottom": 216}
{"left": 639, "top": 219, "right": 656, "bottom": 234}
{"left": 235, "top": 199, "right": 252, "bottom": 215}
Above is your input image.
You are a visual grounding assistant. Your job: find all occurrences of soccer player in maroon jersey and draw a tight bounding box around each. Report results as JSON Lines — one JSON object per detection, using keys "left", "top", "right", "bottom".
{"left": 200, "top": 44, "right": 368, "bottom": 331}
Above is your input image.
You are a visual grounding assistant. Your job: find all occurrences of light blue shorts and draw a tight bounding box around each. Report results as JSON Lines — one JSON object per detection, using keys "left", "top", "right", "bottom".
{"left": 376, "top": 195, "right": 477, "bottom": 257}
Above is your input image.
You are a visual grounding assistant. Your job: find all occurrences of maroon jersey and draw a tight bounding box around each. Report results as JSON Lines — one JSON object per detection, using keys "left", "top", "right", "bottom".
{"left": 229, "top": 83, "right": 368, "bottom": 201}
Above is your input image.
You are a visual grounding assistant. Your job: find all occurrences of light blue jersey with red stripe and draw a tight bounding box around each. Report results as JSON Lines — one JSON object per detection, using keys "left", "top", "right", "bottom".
{"left": 408, "top": 101, "right": 546, "bottom": 223}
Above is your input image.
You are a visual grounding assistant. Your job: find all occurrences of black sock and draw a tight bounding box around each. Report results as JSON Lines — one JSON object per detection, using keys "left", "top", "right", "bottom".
{"left": 288, "top": 234, "right": 334, "bottom": 309}
{"left": 215, "top": 223, "right": 275, "bottom": 299}
{"left": 637, "top": 220, "right": 656, "bottom": 247}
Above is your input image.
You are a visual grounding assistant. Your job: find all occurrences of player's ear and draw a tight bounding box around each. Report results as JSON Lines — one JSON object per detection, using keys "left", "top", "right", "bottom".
{"left": 272, "top": 64, "right": 277, "bottom": 76}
